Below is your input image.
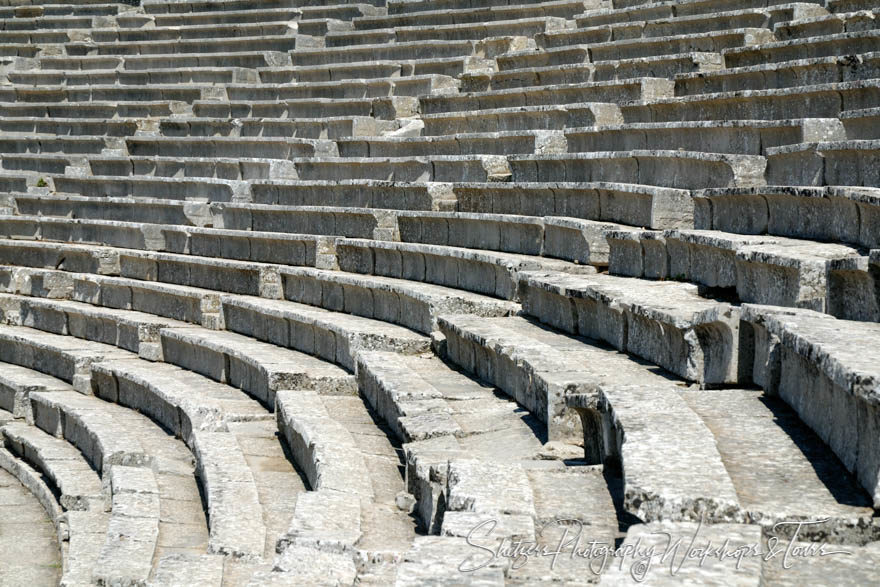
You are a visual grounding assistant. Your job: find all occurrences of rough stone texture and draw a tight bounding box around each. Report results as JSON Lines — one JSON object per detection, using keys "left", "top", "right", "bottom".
{"left": 0, "top": 0, "right": 878, "bottom": 583}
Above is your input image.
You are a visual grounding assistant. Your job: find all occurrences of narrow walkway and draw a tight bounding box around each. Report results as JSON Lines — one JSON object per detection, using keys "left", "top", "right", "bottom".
{"left": 0, "top": 467, "right": 62, "bottom": 586}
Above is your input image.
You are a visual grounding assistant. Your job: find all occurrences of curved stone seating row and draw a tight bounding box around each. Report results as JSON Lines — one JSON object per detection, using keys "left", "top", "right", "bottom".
{"left": 1, "top": 291, "right": 357, "bottom": 400}
{"left": 0, "top": 262, "right": 431, "bottom": 370}
{"left": 0, "top": 445, "right": 102, "bottom": 586}
{"left": 421, "top": 101, "right": 623, "bottom": 133}
{"left": 694, "top": 185, "right": 880, "bottom": 249}
{"left": 336, "top": 237, "right": 594, "bottom": 299}
{"left": 0, "top": 214, "right": 338, "bottom": 267}
{"left": 1, "top": 361, "right": 211, "bottom": 566}
{"left": 724, "top": 28, "right": 880, "bottom": 67}
{"left": 540, "top": 6, "right": 809, "bottom": 49}
{"left": 622, "top": 79, "right": 880, "bottom": 122}
{"left": 274, "top": 388, "right": 418, "bottom": 580}
{"left": 607, "top": 227, "right": 873, "bottom": 320}
{"left": 766, "top": 139, "right": 880, "bottom": 187}
{"left": 1, "top": 420, "right": 105, "bottom": 512}
{"left": 354, "top": 0, "right": 587, "bottom": 29}
{"left": 741, "top": 304, "right": 880, "bottom": 508}
{"left": 355, "top": 350, "right": 623, "bottom": 583}
{"left": 518, "top": 270, "right": 744, "bottom": 384}
{"left": 674, "top": 51, "right": 880, "bottom": 96}
{"left": 0, "top": 464, "right": 61, "bottom": 585}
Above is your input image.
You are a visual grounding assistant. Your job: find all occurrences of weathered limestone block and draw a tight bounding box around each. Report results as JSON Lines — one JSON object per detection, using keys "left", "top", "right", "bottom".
{"left": 741, "top": 305, "right": 880, "bottom": 507}
{"left": 520, "top": 271, "right": 744, "bottom": 384}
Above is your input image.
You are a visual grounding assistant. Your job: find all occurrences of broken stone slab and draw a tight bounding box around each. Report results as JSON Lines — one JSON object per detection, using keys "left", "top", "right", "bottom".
{"left": 542, "top": 217, "right": 621, "bottom": 265}
{"left": 741, "top": 304, "right": 880, "bottom": 506}
{"left": 192, "top": 430, "right": 266, "bottom": 560}
{"left": 221, "top": 295, "right": 429, "bottom": 371}
{"left": 519, "top": 271, "right": 744, "bottom": 384}
{"left": 279, "top": 265, "right": 518, "bottom": 335}
{"left": 336, "top": 237, "right": 595, "bottom": 301}
{"left": 446, "top": 459, "right": 536, "bottom": 518}
{"left": 394, "top": 535, "right": 507, "bottom": 586}
{"left": 567, "top": 384, "right": 741, "bottom": 524}
{"left": 275, "top": 389, "right": 374, "bottom": 499}
{"left": 2, "top": 421, "right": 106, "bottom": 512}
{"left": 510, "top": 150, "right": 767, "bottom": 189}
{"left": 263, "top": 544, "right": 358, "bottom": 585}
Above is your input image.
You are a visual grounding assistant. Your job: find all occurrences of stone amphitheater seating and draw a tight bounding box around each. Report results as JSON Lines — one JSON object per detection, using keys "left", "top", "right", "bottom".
{"left": 0, "top": 0, "right": 879, "bottom": 584}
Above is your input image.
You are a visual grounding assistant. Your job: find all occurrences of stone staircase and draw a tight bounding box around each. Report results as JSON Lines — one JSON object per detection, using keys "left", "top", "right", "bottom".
{"left": 0, "top": 0, "right": 879, "bottom": 584}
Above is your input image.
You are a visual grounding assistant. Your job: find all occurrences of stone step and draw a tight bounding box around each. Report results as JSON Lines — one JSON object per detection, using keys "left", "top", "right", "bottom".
{"left": 419, "top": 77, "right": 674, "bottom": 114}
{"left": 0, "top": 3, "right": 120, "bottom": 18}
{"left": 622, "top": 79, "right": 880, "bottom": 122}
{"left": 354, "top": 0, "right": 586, "bottom": 29}
{"left": 194, "top": 94, "right": 424, "bottom": 119}
{"left": 724, "top": 29, "right": 880, "bottom": 68}
{"left": 1, "top": 420, "right": 105, "bottom": 512}
{"left": 0, "top": 134, "right": 107, "bottom": 155}
{"left": 126, "top": 136, "right": 326, "bottom": 159}
{"left": 38, "top": 50, "right": 292, "bottom": 71}
{"left": 766, "top": 139, "right": 880, "bottom": 187}
{"left": 674, "top": 52, "right": 880, "bottom": 95}
{"left": 0, "top": 322, "right": 131, "bottom": 392}
{"left": 841, "top": 106, "right": 880, "bottom": 140}
{"left": 577, "top": 0, "right": 825, "bottom": 27}
{"left": 224, "top": 75, "right": 458, "bottom": 101}
{"left": 1, "top": 291, "right": 357, "bottom": 401}
{"left": 145, "top": 5, "right": 377, "bottom": 28}
{"left": 279, "top": 265, "right": 518, "bottom": 334}
{"left": 250, "top": 180, "right": 455, "bottom": 211}
{"left": 565, "top": 118, "right": 844, "bottom": 156}
{"left": 0, "top": 465, "right": 62, "bottom": 586}
{"left": 609, "top": 228, "right": 870, "bottom": 320}
{"left": 259, "top": 57, "right": 471, "bottom": 83}
{"left": 542, "top": 6, "right": 809, "bottom": 50}
{"left": 519, "top": 270, "right": 745, "bottom": 384}
{"left": 0, "top": 446, "right": 106, "bottom": 586}
{"left": 142, "top": 0, "right": 385, "bottom": 14}
{"left": 336, "top": 237, "right": 594, "bottom": 300}
{"left": 150, "top": 554, "right": 225, "bottom": 587}
{"left": 48, "top": 175, "right": 243, "bottom": 203}
{"left": 0, "top": 15, "right": 94, "bottom": 30}
{"left": 437, "top": 313, "right": 742, "bottom": 521}
{"left": 0, "top": 100, "right": 188, "bottom": 119}
{"left": 0, "top": 214, "right": 337, "bottom": 267}
{"left": 325, "top": 16, "right": 567, "bottom": 47}
{"left": 740, "top": 305, "right": 880, "bottom": 509}
{"left": 0, "top": 364, "right": 211, "bottom": 568}
{"left": 95, "top": 465, "right": 161, "bottom": 586}
{"left": 155, "top": 115, "right": 399, "bottom": 140}
{"left": 509, "top": 150, "right": 767, "bottom": 189}
{"left": 290, "top": 39, "right": 478, "bottom": 67}
{"left": 220, "top": 295, "right": 430, "bottom": 371}
{"left": 681, "top": 388, "right": 877, "bottom": 543}
{"left": 62, "top": 34, "right": 302, "bottom": 56}
{"left": 0, "top": 84, "right": 207, "bottom": 103}
{"left": 763, "top": 540, "right": 880, "bottom": 584}
{"left": 85, "top": 22, "right": 299, "bottom": 43}
{"left": 693, "top": 185, "right": 880, "bottom": 249}
{"left": 469, "top": 51, "right": 722, "bottom": 90}
{"left": 210, "top": 202, "right": 393, "bottom": 239}
{"left": 421, "top": 102, "right": 624, "bottom": 134}
{"left": 9, "top": 67, "right": 263, "bottom": 86}
{"left": 265, "top": 154, "right": 509, "bottom": 182}
{"left": 337, "top": 130, "right": 566, "bottom": 157}
{"left": 388, "top": 0, "right": 594, "bottom": 13}
{"left": 774, "top": 9, "right": 879, "bottom": 40}
{"left": 0, "top": 117, "right": 139, "bottom": 136}
{"left": 541, "top": 27, "right": 775, "bottom": 63}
